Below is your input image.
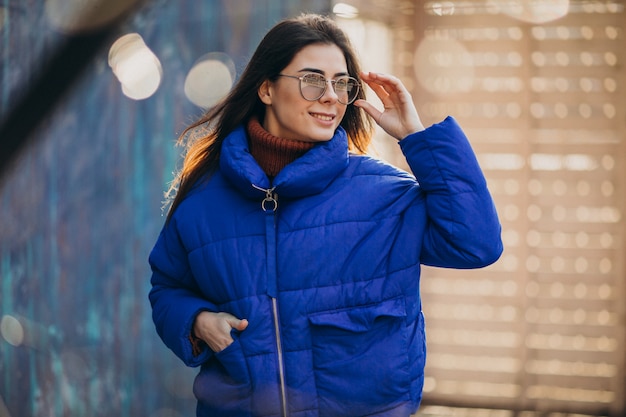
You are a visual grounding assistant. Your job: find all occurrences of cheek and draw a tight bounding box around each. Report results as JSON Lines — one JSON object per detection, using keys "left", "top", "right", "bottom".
{"left": 275, "top": 92, "right": 307, "bottom": 115}
{"left": 276, "top": 83, "right": 303, "bottom": 105}
{"left": 337, "top": 107, "right": 349, "bottom": 124}
{"left": 275, "top": 102, "right": 308, "bottom": 124}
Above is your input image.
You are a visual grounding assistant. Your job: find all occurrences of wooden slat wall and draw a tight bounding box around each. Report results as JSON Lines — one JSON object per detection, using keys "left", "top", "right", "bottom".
{"left": 384, "top": 1, "right": 625, "bottom": 416}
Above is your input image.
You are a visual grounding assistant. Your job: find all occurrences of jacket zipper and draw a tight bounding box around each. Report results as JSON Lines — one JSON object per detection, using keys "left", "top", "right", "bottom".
{"left": 272, "top": 297, "right": 288, "bottom": 417}
{"left": 253, "top": 185, "right": 288, "bottom": 417}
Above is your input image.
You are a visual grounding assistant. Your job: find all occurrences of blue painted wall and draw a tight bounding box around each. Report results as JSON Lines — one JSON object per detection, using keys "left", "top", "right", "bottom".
{"left": 0, "top": 1, "right": 330, "bottom": 415}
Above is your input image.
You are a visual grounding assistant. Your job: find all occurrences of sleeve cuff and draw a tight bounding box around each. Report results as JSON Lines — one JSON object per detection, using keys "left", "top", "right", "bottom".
{"left": 189, "top": 332, "right": 207, "bottom": 357}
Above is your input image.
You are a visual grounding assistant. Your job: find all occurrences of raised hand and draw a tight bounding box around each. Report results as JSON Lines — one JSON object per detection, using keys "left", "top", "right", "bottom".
{"left": 355, "top": 72, "right": 425, "bottom": 141}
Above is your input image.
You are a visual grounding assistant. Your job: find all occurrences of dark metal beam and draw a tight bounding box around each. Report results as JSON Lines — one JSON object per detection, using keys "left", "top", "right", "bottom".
{"left": 0, "top": 3, "right": 145, "bottom": 182}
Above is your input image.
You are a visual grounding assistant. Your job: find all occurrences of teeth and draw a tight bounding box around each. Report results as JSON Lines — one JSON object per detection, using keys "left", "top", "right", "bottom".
{"left": 312, "top": 113, "right": 333, "bottom": 121}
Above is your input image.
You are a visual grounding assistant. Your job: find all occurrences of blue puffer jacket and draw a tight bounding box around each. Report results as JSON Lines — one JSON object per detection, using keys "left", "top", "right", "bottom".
{"left": 149, "top": 116, "right": 502, "bottom": 417}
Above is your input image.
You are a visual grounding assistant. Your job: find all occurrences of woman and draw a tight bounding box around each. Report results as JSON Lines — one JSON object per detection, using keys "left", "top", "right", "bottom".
{"left": 149, "top": 13, "right": 502, "bottom": 417}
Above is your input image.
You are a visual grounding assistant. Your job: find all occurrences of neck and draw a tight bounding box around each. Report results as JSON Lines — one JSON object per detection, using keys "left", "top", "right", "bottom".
{"left": 247, "top": 117, "right": 316, "bottom": 178}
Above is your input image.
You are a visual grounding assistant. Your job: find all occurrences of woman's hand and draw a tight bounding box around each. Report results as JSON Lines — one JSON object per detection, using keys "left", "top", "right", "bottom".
{"left": 193, "top": 311, "right": 249, "bottom": 352}
{"left": 355, "top": 71, "right": 425, "bottom": 141}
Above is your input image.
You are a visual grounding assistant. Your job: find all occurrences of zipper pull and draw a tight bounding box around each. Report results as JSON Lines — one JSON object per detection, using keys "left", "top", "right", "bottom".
{"left": 252, "top": 185, "right": 278, "bottom": 212}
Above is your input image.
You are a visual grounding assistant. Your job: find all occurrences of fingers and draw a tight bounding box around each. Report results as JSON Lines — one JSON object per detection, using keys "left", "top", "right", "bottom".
{"left": 360, "top": 72, "right": 405, "bottom": 99}
{"left": 354, "top": 99, "right": 382, "bottom": 122}
{"left": 228, "top": 317, "right": 249, "bottom": 331}
{"left": 357, "top": 71, "right": 425, "bottom": 139}
{"left": 360, "top": 73, "right": 390, "bottom": 99}
{"left": 194, "top": 311, "right": 249, "bottom": 352}
{"left": 357, "top": 71, "right": 411, "bottom": 113}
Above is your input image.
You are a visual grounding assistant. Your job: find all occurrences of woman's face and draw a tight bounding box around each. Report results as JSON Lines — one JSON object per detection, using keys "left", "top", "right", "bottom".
{"left": 258, "top": 43, "right": 349, "bottom": 142}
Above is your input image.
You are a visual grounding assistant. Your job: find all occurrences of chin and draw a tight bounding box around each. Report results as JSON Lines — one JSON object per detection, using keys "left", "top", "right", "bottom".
{"left": 309, "top": 128, "right": 337, "bottom": 142}
{"left": 306, "top": 136, "right": 333, "bottom": 143}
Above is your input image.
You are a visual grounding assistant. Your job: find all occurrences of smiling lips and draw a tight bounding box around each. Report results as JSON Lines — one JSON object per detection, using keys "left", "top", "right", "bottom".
{"left": 311, "top": 112, "right": 335, "bottom": 122}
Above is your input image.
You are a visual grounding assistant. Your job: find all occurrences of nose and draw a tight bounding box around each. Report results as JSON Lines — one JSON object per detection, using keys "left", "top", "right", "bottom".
{"left": 319, "top": 79, "right": 339, "bottom": 103}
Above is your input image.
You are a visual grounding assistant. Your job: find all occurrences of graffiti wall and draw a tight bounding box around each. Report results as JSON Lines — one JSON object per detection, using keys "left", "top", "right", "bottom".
{"left": 0, "top": 1, "right": 330, "bottom": 416}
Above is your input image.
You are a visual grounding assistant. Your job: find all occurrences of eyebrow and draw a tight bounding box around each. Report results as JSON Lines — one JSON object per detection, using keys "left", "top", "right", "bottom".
{"left": 298, "top": 67, "right": 349, "bottom": 77}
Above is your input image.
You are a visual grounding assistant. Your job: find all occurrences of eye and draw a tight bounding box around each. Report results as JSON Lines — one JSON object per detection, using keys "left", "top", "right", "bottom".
{"left": 334, "top": 77, "right": 349, "bottom": 91}
{"left": 303, "top": 73, "right": 326, "bottom": 88}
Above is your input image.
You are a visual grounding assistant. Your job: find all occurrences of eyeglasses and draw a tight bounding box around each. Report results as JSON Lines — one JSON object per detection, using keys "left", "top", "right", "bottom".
{"left": 277, "top": 72, "right": 360, "bottom": 105}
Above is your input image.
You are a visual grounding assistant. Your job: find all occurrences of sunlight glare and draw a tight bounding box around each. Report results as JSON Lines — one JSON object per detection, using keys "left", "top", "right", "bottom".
{"left": 108, "top": 33, "right": 163, "bottom": 100}
{"left": 491, "top": 0, "right": 570, "bottom": 24}
{"left": 184, "top": 53, "right": 236, "bottom": 108}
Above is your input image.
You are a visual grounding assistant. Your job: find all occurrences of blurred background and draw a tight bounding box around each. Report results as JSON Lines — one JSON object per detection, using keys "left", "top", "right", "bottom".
{"left": 0, "top": 1, "right": 624, "bottom": 416}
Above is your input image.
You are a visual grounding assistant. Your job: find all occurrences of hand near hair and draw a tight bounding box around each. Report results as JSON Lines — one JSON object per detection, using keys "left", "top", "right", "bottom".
{"left": 355, "top": 72, "right": 425, "bottom": 141}
{"left": 193, "top": 311, "right": 249, "bottom": 353}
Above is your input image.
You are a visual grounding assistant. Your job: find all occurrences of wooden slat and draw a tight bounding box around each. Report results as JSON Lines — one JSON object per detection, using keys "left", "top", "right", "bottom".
{"left": 343, "top": 1, "right": 624, "bottom": 415}
{"left": 400, "top": 1, "right": 625, "bottom": 416}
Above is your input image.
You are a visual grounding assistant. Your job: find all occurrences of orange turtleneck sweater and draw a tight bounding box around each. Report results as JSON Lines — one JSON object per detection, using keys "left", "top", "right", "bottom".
{"left": 247, "top": 117, "right": 316, "bottom": 178}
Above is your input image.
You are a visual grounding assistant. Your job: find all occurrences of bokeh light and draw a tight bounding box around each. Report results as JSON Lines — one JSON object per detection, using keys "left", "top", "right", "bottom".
{"left": 430, "top": 1, "right": 456, "bottom": 16}
{"left": 183, "top": 52, "right": 236, "bottom": 108}
{"left": 1, "top": 315, "right": 24, "bottom": 347}
{"left": 333, "top": 3, "right": 360, "bottom": 19}
{"left": 108, "top": 33, "right": 163, "bottom": 100}
{"left": 413, "top": 38, "right": 475, "bottom": 95}
{"left": 490, "top": 0, "right": 570, "bottom": 24}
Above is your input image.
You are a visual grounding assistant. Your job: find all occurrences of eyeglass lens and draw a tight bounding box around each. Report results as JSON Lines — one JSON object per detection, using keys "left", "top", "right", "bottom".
{"left": 300, "top": 73, "right": 359, "bottom": 104}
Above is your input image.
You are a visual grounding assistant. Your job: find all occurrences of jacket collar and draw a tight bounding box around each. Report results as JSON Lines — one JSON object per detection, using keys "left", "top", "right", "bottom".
{"left": 219, "top": 125, "right": 349, "bottom": 199}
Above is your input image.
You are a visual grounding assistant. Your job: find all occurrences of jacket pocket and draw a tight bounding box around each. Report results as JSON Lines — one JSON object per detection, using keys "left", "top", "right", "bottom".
{"left": 308, "top": 297, "right": 411, "bottom": 416}
{"left": 193, "top": 336, "right": 252, "bottom": 412}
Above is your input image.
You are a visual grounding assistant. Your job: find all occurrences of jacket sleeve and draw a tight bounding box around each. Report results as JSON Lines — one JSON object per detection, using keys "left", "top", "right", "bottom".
{"left": 148, "top": 215, "right": 217, "bottom": 367}
{"left": 399, "top": 116, "right": 503, "bottom": 268}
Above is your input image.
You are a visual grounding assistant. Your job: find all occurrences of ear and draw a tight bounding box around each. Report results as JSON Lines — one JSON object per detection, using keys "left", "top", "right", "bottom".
{"left": 258, "top": 80, "right": 273, "bottom": 105}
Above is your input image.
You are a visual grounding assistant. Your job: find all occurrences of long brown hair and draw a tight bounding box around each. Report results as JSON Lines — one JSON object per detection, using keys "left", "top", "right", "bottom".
{"left": 166, "top": 14, "right": 374, "bottom": 220}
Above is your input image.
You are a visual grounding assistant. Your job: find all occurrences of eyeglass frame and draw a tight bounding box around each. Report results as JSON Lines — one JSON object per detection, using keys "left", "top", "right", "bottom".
{"left": 277, "top": 72, "right": 361, "bottom": 105}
